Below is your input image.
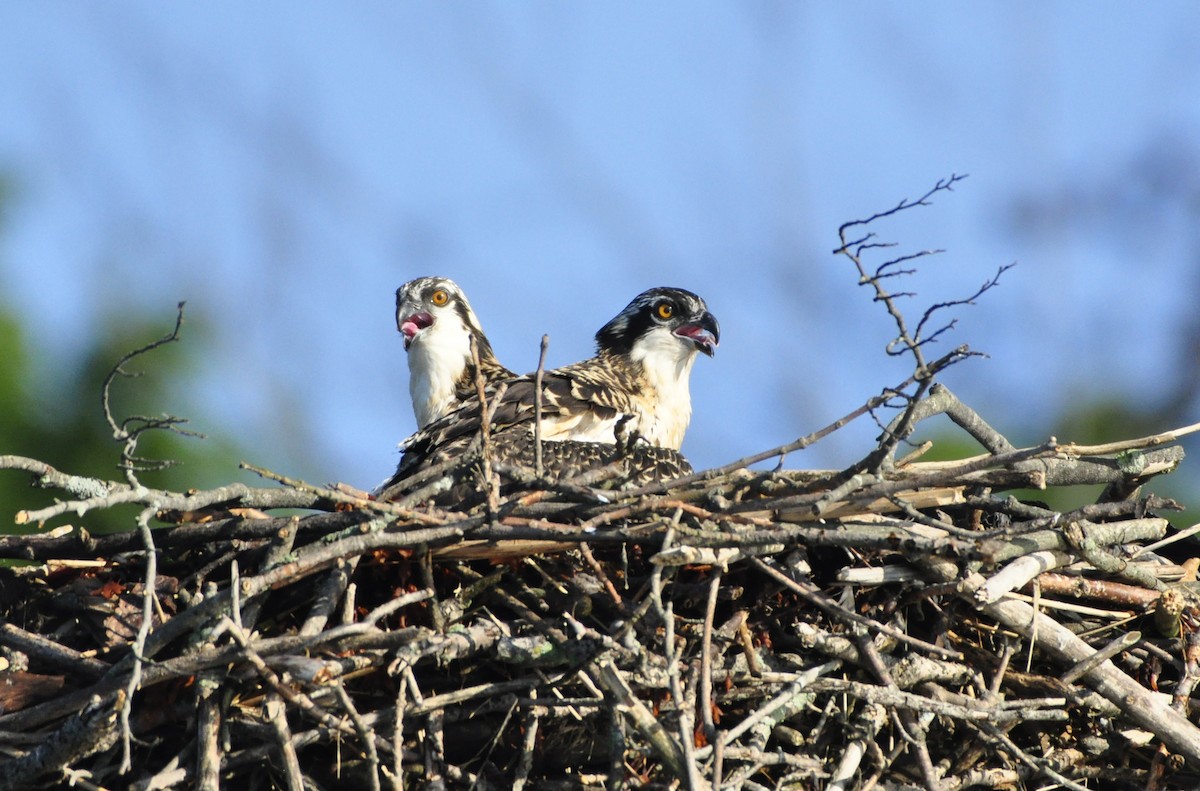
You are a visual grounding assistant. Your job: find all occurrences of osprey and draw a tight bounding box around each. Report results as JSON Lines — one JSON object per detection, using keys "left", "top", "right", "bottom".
{"left": 376, "top": 286, "right": 717, "bottom": 501}
{"left": 490, "top": 286, "right": 719, "bottom": 450}
{"left": 395, "top": 277, "right": 514, "bottom": 428}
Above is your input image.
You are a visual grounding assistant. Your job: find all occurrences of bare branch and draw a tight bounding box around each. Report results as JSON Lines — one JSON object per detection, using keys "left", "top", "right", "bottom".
{"left": 533, "top": 334, "right": 550, "bottom": 479}
{"left": 101, "top": 302, "right": 202, "bottom": 485}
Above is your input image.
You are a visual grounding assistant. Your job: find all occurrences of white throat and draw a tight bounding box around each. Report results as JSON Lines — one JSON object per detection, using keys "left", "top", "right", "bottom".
{"left": 407, "top": 318, "right": 473, "bottom": 428}
{"left": 628, "top": 327, "right": 698, "bottom": 449}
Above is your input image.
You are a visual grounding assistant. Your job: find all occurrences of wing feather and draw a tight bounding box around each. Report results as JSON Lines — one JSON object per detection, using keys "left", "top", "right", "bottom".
{"left": 377, "top": 354, "right": 651, "bottom": 495}
{"left": 375, "top": 429, "right": 692, "bottom": 505}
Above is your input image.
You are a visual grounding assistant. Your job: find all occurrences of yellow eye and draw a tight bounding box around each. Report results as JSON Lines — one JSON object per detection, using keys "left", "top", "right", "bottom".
{"left": 430, "top": 289, "right": 449, "bottom": 307}
{"left": 656, "top": 302, "right": 674, "bottom": 320}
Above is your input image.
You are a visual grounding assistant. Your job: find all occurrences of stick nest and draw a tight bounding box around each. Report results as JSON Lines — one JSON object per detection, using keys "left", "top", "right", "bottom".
{"left": 2, "top": 383, "right": 1200, "bottom": 790}
{"left": 4, "top": 177, "right": 1200, "bottom": 789}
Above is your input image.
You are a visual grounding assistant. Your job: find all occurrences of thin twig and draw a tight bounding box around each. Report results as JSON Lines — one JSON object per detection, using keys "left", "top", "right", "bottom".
{"left": 100, "top": 301, "right": 199, "bottom": 483}
{"left": 118, "top": 507, "right": 160, "bottom": 775}
{"left": 533, "top": 334, "right": 549, "bottom": 479}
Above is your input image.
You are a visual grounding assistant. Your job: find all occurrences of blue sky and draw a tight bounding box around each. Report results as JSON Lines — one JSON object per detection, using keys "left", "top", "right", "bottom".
{"left": 1, "top": 4, "right": 1198, "bottom": 491}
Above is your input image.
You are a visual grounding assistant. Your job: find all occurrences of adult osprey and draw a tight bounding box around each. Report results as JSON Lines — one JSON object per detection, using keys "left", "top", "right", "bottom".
{"left": 377, "top": 286, "right": 717, "bottom": 502}
{"left": 395, "top": 277, "right": 514, "bottom": 428}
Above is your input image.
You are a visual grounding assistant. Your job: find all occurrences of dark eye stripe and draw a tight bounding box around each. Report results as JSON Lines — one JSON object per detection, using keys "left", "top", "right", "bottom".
{"left": 452, "top": 297, "right": 485, "bottom": 334}
{"left": 594, "top": 287, "right": 710, "bottom": 355}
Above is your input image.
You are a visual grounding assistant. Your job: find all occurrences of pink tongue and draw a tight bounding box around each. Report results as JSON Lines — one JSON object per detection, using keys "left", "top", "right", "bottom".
{"left": 400, "top": 319, "right": 422, "bottom": 340}
{"left": 678, "top": 325, "right": 716, "bottom": 346}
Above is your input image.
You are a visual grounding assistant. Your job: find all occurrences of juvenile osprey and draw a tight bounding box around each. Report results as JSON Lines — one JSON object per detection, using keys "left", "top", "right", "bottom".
{"left": 489, "top": 286, "right": 718, "bottom": 450}
{"left": 377, "top": 287, "right": 717, "bottom": 501}
{"left": 395, "top": 277, "right": 514, "bottom": 428}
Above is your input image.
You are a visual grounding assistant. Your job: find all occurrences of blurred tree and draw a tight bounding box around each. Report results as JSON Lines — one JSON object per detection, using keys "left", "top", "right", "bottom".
{"left": 0, "top": 305, "right": 247, "bottom": 535}
{"left": 1003, "top": 136, "right": 1200, "bottom": 517}
{"left": 0, "top": 168, "right": 247, "bottom": 535}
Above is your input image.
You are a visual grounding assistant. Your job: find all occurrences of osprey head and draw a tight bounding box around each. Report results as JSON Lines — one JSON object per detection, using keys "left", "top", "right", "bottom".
{"left": 395, "top": 277, "right": 487, "bottom": 351}
{"left": 396, "top": 276, "right": 507, "bottom": 428}
{"left": 595, "top": 286, "right": 720, "bottom": 360}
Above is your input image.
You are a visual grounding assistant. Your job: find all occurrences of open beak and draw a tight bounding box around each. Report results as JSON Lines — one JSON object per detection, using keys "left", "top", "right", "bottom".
{"left": 673, "top": 311, "right": 720, "bottom": 357}
{"left": 398, "top": 310, "right": 434, "bottom": 349}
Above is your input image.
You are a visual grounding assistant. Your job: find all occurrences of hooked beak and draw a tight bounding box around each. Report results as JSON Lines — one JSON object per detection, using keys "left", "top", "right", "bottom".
{"left": 398, "top": 310, "right": 434, "bottom": 349}
{"left": 673, "top": 311, "right": 720, "bottom": 357}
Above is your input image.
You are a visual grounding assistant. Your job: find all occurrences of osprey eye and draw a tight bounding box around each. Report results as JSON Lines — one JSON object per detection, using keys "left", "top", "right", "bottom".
{"left": 656, "top": 302, "right": 674, "bottom": 320}
{"left": 430, "top": 289, "right": 449, "bottom": 307}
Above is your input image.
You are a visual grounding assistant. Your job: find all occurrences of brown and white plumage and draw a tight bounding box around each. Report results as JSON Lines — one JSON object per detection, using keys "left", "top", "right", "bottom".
{"left": 523, "top": 286, "right": 718, "bottom": 449}
{"left": 377, "top": 287, "right": 717, "bottom": 500}
{"left": 379, "top": 417, "right": 696, "bottom": 507}
{"left": 395, "top": 277, "right": 514, "bottom": 428}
